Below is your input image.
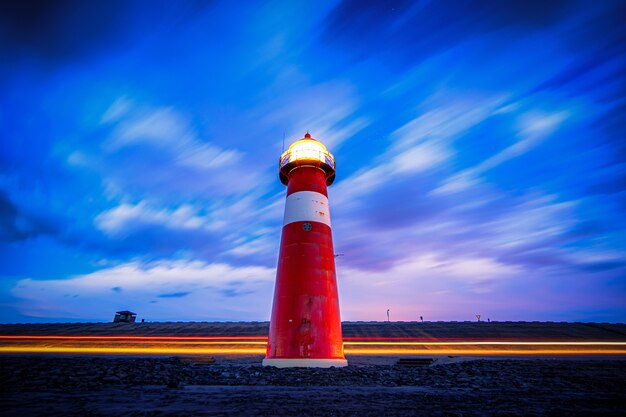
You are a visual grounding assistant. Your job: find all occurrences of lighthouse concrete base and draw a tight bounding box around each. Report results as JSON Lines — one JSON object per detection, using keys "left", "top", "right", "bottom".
{"left": 262, "top": 358, "right": 348, "bottom": 368}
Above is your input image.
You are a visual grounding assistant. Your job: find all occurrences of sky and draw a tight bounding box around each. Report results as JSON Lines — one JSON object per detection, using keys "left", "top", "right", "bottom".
{"left": 0, "top": 0, "right": 625, "bottom": 323}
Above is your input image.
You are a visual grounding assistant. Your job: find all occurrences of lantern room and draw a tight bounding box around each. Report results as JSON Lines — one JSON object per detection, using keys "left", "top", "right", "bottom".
{"left": 279, "top": 133, "right": 336, "bottom": 186}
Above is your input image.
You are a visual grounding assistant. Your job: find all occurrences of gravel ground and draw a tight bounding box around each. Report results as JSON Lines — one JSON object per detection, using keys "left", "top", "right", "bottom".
{"left": 1, "top": 356, "right": 625, "bottom": 416}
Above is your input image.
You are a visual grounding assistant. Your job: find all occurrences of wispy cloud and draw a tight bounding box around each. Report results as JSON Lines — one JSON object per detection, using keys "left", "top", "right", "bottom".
{"left": 338, "top": 251, "right": 524, "bottom": 320}
{"left": 93, "top": 101, "right": 258, "bottom": 199}
{"left": 1, "top": 0, "right": 624, "bottom": 323}
{"left": 158, "top": 291, "right": 191, "bottom": 298}
{"left": 12, "top": 261, "right": 275, "bottom": 321}
{"left": 433, "top": 110, "right": 568, "bottom": 195}
{"left": 104, "top": 104, "right": 242, "bottom": 171}
{"left": 258, "top": 79, "right": 369, "bottom": 150}
{"left": 330, "top": 94, "right": 504, "bottom": 211}
{"left": 95, "top": 201, "right": 222, "bottom": 236}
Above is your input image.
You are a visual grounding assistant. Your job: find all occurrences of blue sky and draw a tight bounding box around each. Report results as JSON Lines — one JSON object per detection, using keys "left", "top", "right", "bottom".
{"left": 1, "top": 0, "right": 625, "bottom": 323}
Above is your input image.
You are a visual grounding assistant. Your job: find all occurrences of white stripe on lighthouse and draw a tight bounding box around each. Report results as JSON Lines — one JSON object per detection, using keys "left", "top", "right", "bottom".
{"left": 283, "top": 191, "right": 331, "bottom": 228}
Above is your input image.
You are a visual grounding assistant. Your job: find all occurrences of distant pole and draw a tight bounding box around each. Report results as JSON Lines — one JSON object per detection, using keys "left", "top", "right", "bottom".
{"left": 420, "top": 315, "right": 423, "bottom": 323}
{"left": 387, "top": 309, "right": 390, "bottom": 322}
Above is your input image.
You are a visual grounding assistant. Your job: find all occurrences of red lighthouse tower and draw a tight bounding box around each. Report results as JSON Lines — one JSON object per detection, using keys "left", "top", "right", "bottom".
{"left": 263, "top": 133, "right": 347, "bottom": 368}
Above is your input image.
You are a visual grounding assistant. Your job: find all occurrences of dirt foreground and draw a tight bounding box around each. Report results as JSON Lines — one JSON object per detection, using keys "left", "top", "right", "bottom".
{"left": 1, "top": 355, "right": 625, "bottom": 416}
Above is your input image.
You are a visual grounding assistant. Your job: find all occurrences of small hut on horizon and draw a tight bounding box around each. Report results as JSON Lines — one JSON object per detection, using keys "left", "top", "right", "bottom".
{"left": 113, "top": 310, "right": 137, "bottom": 323}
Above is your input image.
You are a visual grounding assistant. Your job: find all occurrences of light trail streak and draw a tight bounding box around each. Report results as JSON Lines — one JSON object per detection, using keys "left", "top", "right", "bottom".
{"left": 344, "top": 348, "right": 626, "bottom": 355}
{"left": 0, "top": 335, "right": 267, "bottom": 341}
{"left": 343, "top": 341, "right": 626, "bottom": 346}
{"left": 1, "top": 345, "right": 625, "bottom": 356}
{"left": 20, "top": 341, "right": 269, "bottom": 345}
{"left": 0, "top": 347, "right": 265, "bottom": 355}
{"left": 1, "top": 335, "right": 625, "bottom": 356}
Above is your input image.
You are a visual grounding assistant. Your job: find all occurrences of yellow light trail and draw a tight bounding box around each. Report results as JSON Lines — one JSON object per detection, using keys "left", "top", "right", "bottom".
{"left": 18, "top": 341, "right": 270, "bottom": 345}
{"left": 344, "top": 348, "right": 626, "bottom": 355}
{"left": 2, "top": 346, "right": 625, "bottom": 356}
{"left": 343, "top": 341, "right": 626, "bottom": 346}
{"left": 0, "top": 335, "right": 267, "bottom": 340}
{"left": 4, "top": 339, "right": 626, "bottom": 346}
{"left": 1, "top": 336, "right": 625, "bottom": 356}
{"left": 0, "top": 346, "right": 265, "bottom": 355}
{"left": 5, "top": 340, "right": 626, "bottom": 346}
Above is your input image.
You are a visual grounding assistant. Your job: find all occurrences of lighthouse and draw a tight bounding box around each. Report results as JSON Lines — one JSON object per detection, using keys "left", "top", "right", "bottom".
{"left": 263, "top": 133, "right": 347, "bottom": 368}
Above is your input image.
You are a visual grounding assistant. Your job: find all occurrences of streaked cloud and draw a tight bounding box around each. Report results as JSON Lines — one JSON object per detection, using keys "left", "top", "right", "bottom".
{"left": 12, "top": 261, "right": 275, "bottom": 321}
{"left": 1, "top": 0, "right": 625, "bottom": 323}
{"left": 95, "top": 202, "right": 221, "bottom": 236}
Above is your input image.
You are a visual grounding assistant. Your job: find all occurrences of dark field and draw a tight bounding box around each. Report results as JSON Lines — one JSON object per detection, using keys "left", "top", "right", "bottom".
{"left": 2, "top": 320, "right": 626, "bottom": 339}
{"left": 2, "top": 321, "right": 625, "bottom": 416}
{"left": 1, "top": 356, "right": 626, "bottom": 416}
